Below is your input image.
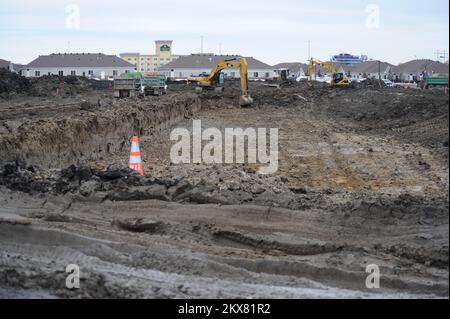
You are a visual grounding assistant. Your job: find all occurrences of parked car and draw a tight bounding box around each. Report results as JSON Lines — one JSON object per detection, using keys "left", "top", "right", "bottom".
{"left": 382, "top": 79, "right": 394, "bottom": 87}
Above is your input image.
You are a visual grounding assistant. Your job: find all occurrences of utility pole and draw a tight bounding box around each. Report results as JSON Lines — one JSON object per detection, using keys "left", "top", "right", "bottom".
{"left": 434, "top": 50, "right": 448, "bottom": 63}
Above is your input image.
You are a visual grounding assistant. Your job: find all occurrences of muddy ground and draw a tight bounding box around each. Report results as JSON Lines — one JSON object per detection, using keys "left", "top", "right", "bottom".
{"left": 0, "top": 76, "right": 448, "bottom": 298}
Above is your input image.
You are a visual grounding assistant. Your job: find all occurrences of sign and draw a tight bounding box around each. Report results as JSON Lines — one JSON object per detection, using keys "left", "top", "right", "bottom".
{"left": 160, "top": 44, "right": 171, "bottom": 52}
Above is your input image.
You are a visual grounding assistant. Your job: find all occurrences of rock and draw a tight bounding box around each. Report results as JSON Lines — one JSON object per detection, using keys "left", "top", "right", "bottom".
{"left": 167, "top": 180, "right": 193, "bottom": 199}
{"left": 108, "top": 185, "right": 168, "bottom": 201}
{"left": 112, "top": 218, "right": 166, "bottom": 234}
{"left": 96, "top": 167, "right": 134, "bottom": 180}
{"left": 251, "top": 185, "right": 266, "bottom": 195}
{"left": 80, "top": 180, "right": 100, "bottom": 197}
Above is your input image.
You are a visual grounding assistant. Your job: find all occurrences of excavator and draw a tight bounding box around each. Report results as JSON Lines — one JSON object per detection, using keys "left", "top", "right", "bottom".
{"left": 187, "top": 57, "right": 254, "bottom": 106}
{"left": 308, "top": 58, "right": 350, "bottom": 87}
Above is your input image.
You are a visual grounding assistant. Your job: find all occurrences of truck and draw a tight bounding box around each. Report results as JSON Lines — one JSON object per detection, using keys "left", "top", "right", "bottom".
{"left": 141, "top": 75, "right": 167, "bottom": 96}
{"left": 422, "top": 74, "right": 449, "bottom": 89}
{"left": 114, "top": 73, "right": 142, "bottom": 98}
{"left": 113, "top": 73, "right": 167, "bottom": 98}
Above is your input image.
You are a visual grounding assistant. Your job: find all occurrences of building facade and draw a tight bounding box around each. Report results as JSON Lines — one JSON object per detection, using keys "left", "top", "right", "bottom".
{"left": 120, "top": 40, "right": 183, "bottom": 74}
{"left": 331, "top": 53, "right": 368, "bottom": 66}
{"left": 23, "top": 53, "right": 136, "bottom": 78}
{"left": 158, "top": 54, "right": 274, "bottom": 80}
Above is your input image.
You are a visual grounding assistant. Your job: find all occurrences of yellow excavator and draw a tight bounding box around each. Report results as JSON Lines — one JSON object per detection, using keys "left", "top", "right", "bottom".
{"left": 187, "top": 57, "right": 254, "bottom": 106}
{"left": 308, "top": 58, "right": 350, "bottom": 87}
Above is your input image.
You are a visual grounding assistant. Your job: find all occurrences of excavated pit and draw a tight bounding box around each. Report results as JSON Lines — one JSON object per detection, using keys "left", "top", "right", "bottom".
{"left": 0, "top": 77, "right": 448, "bottom": 298}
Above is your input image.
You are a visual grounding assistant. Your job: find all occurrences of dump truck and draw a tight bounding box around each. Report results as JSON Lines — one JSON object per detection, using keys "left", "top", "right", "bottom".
{"left": 141, "top": 75, "right": 167, "bottom": 96}
{"left": 114, "top": 73, "right": 142, "bottom": 98}
{"left": 114, "top": 73, "right": 167, "bottom": 98}
{"left": 422, "top": 74, "right": 449, "bottom": 89}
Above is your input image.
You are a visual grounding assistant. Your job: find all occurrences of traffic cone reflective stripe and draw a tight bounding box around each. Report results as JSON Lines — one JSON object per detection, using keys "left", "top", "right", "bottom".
{"left": 128, "top": 136, "right": 143, "bottom": 175}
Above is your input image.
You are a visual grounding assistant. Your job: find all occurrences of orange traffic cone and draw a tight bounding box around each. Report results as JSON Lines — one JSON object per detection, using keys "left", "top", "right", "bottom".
{"left": 128, "top": 136, "right": 144, "bottom": 175}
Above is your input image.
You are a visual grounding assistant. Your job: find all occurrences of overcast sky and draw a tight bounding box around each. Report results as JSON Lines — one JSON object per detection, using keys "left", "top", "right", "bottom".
{"left": 0, "top": 0, "right": 448, "bottom": 65}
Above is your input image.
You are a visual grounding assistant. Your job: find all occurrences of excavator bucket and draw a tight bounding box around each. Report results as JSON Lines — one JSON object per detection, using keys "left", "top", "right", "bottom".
{"left": 239, "top": 95, "right": 253, "bottom": 107}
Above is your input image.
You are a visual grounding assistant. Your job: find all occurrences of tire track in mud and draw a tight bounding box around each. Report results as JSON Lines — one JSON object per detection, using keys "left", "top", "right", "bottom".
{"left": 212, "top": 229, "right": 343, "bottom": 256}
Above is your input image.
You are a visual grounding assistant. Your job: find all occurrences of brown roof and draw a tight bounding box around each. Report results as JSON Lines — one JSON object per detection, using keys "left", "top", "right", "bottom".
{"left": 308, "top": 61, "right": 350, "bottom": 74}
{"left": 27, "top": 53, "right": 135, "bottom": 68}
{"left": 158, "top": 54, "right": 272, "bottom": 70}
{"left": 0, "top": 59, "right": 11, "bottom": 69}
{"left": 348, "top": 60, "right": 394, "bottom": 74}
{"left": 394, "top": 59, "right": 449, "bottom": 74}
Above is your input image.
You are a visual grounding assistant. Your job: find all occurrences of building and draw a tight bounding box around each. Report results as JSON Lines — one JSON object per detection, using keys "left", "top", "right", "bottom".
{"left": 347, "top": 60, "right": 394, "bottom": 80}
{"left": 120, "top": 40, "right": 183, "bottom": 74}
{"left": 392, "top": 59, "right": 449, "bottom": 82}
{"left": 22, "top": 53, "right": 135, "bottom": 78}
{"left": 331, "top": 53, "right": 368, "bottom": 66}
{"left": 158, "top": 54, "right": 274, "bottom": 80}
{"left": 0, "top": 58, "right": 12, "bottom": 70}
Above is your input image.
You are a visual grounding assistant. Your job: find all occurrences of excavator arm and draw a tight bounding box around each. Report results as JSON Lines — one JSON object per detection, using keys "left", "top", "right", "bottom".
{"left": 308, "top": 58, "right": 349, "bottom": 87}
{"left": 187, "top": 57, "right": 253, "bottom": 106}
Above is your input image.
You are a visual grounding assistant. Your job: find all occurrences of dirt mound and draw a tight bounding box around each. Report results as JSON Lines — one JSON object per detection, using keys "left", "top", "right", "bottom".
{"left": 28, "top": 75, "right": 96, "bottom": 97}
{"left": 0, "top": 93, "right": 201, "bottom": 167}
{"left": 0, "top": 71, "right": 111, "bottom": 99}
{"left": 0, "top": 69, "right": 31, "bottom": 98}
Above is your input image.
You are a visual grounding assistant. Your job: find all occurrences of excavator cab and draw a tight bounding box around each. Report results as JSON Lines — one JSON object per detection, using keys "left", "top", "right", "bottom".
{"left": 331, "top": 72, "right": 349, "bottom": 86}
{"left": 308, "top": 58, "right": 350, "bottom": 87}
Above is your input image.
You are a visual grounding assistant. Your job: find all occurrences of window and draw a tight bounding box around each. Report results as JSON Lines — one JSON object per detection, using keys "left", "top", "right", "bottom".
{"left": 113, "top": 70, "right": 118, "bottom": 76}
{"left": 35, "top": 71, "right": 40, "bottom": 76}
{"left": 179, "top": 72, "right": 182, "bottom": 77}
{"left": 58, "top": 70, "right": 64, "bottom": 76}
{"left": 265, "top": 72, "right": 270, "bottom": 78}
{"left": 48, "top": 72, "right": 51, "bottom": 76}
{"left": 88, "top": 70, "right": 93, "bottom": 75}
{"left": 253, "top": 72, "right": 259, "bottom": 78}
{"left": 82, "top": 72, "right": 86, "bottom": 76}
{"left": 71, "top": 70, "right": 76, "bottom": 76}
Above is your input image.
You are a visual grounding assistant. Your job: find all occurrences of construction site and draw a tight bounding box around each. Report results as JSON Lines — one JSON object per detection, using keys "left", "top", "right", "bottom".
{"left": 0, "top": 61, "right": 448, "bottom": 299}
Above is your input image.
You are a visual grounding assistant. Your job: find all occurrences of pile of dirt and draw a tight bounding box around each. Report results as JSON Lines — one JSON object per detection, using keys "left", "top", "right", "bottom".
{"left": 316, "top": 88, "right": 449, "bottom": 151}
{"left": 28, "top": 75, "right": 96, "bottom": 97}
{"left": 0, "top": 69, "right": 31, "bottom": 98}
{"left": 0, "top": 93, "right": 201, "bottom": 167}
{"left": 1, "top": 161, "right": 448, "bottom": 227}
{"left": 0, "top": 71, "right": 111, "bottom": 99}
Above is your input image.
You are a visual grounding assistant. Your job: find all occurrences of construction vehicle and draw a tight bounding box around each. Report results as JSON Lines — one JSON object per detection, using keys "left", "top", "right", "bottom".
{"left": 308, "top": 58, "right": 350, "bottom": 87}
{"left": 274, "top": 68, "right": 290, "bottom": 81}
{"left": 421, "top": 74, "right": 449, "bottom": 89}
{"left": 187, "top": 57, "right": 253, "bottom": 106}
{"left": 141, "top": 75, "right": 167, "bottom": 96}
{"left": 114, "top": 72, "right": 167, "bottom": 98}
{"left": 114, "top": 73, "right": 141, "bottom": 98}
